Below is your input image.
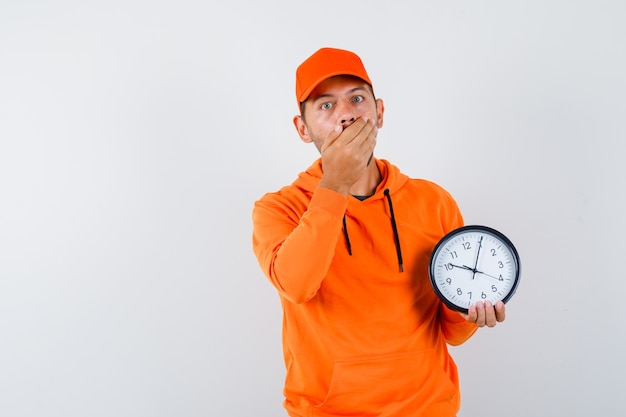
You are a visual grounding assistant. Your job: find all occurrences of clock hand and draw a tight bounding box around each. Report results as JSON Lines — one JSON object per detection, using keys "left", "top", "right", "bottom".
{"left": 473, "top": 270, "right": 502, "bottom": 280}
{"left": 449, "top": 263, "right": 475, "bottom": 272}
{"left": 461, "top": 264, "right": 501, "bottom": 281}
{"left": 449, "top": 263, "right": 500, "bottom": 281}
{"left": 471, "top": 236, "right": 483, "bottom": 280}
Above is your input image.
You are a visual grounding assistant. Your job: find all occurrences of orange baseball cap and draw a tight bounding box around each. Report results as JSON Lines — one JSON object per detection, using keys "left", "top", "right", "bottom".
{"left": 295, "top": 47, "right": 373, "bottom": 104}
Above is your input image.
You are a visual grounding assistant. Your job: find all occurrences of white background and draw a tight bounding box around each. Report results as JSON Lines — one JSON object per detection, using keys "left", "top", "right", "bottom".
{"left": 1, "top": 1, "right": 625, "bottom": 416}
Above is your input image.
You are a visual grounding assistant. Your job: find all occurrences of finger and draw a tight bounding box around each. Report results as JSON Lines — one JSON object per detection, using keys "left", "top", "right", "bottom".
{"left": 461, "top": 306, "right": 476, "bottom": 323}
{"left": 355, "top": 120, "right": 378, "bottom": 159}
{"left": 320, "top": 124, "right": 344, "bottom": 153}
{"left": 474, "top": 301, "right": 486, "bottom": 327}
{"left": 484, "top": 301, "right": 497, "bottom": 328}
{"left": 361, "top": 118, "right": 378, "bottom": 146}
{"left": 321, "top": 119, "right": 366, "bottom": 154}
{"left": 466, "top": 303, "right": 478, "bottom": 324}
{"left": 495, "top": 301, "right": 506, "bottom": 322}
{"left": 335, "top": 117, "right": 367, "bottom": 143}
{"left": 338, "top": 119, "right": 377, "bottom": 168}
{"left": 343, "top": 117, "right": 376, "bottom": 145}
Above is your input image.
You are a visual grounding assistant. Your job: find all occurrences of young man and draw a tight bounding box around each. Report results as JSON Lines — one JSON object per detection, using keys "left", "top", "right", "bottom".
{"left": 252, "top": 47, "right": 506, "bottom": 417}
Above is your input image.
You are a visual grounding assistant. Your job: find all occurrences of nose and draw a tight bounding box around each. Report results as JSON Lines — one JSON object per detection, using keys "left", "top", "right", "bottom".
{"left": 337, "top": 101, "right": 356, "bottom": 128}
{"left": 340, "top": 116, "right": 356, "bottom": 127}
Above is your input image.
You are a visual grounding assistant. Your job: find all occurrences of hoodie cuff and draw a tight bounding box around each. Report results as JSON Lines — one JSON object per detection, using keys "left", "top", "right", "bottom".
{"left": 309, "top": 187, "right": 349, "bottom": 218}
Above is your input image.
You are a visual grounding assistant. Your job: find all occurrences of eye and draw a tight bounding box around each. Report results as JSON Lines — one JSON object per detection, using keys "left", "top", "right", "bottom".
{"left": 320, "top": 102, "right": 333, "bottom": 110}
{"left": 352, "top": 95, "right": 364, "bottom": 103}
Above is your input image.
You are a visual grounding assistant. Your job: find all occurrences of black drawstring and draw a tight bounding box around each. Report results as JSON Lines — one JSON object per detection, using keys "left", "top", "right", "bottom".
{"left": 342, "top": 215, "right": 352, "bottom": 256}
{"left": 340, "top": 191, "right": 404, "bottom": 273}
{"left": 384, "top": 189, "right": 404, "bottom": 273}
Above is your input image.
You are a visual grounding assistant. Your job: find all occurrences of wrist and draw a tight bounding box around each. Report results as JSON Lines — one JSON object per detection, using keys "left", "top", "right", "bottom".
{"left": 318, "top": 178, "right": 351, "bottom": 196}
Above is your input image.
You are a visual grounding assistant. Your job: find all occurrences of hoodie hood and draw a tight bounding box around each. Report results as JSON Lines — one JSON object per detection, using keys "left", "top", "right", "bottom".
{"left": 293, "top": 158, "right": 409, "bottom": 200}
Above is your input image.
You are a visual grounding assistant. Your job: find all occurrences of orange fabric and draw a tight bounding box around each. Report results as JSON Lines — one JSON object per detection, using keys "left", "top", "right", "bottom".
{"left": 252, "top": 158, "right": 478, "bottom": 417}
{"left": 295, "top": 47, "right": 373, "bottom": 105}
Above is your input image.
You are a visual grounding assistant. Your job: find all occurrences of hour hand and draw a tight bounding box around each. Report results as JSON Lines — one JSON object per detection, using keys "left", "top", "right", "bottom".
{"left": 449, "top": 263, "right": 475, "bottom": 272}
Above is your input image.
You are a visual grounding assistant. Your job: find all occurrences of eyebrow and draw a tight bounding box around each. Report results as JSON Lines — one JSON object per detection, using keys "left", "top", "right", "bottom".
{"left": 310, "top": 86, "right": 369, "bottom": 104}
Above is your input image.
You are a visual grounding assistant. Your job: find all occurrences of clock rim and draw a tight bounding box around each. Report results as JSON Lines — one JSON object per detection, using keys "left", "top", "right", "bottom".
{"left": 428, "top": 225, "right": 521, "bottom": 314}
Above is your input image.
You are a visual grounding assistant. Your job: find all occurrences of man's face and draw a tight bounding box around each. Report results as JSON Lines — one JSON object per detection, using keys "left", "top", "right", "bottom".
{"left": 293, "top": 75, "right": 384, "bottom": 152}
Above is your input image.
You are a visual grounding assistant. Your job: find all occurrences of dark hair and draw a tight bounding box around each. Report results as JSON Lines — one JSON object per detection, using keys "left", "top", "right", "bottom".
{"left": 299, "top": 101, "right": 307, "bottom": 122}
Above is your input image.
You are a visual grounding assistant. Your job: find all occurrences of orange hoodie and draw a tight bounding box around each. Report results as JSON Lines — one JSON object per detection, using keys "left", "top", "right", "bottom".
{"left": 252, "top": 158, "right": 478, "bottom": 417}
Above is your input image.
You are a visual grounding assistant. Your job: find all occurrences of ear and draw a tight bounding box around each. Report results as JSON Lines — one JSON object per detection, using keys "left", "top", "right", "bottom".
{"left": 293, "top": 115, "right": 313, "bottom": 143}
{"left": 375, "top": 98, "right": 385, "bottom": 128}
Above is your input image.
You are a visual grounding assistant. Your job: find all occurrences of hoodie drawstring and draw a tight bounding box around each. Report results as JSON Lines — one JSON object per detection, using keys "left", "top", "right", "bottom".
{"left": 340, "top": 190, "right": 404, "bottom": 273}
{"left": 384, "top": 189, "right": 404, "bottom": 273}
{"left": 342, "top": 215, "right": 352, "bottom": 256}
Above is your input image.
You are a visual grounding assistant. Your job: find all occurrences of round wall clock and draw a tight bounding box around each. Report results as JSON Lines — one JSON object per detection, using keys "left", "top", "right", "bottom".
{"left": 429, "top": 225, "right": 521, "bottom": 313}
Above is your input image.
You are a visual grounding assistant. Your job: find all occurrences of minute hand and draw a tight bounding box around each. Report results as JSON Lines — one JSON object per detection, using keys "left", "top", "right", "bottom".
{"left": 474, "top": 269, "right": 502, "bottom": 281}
{"left": 471, "top": 236, "right": 483, "bottom": 280}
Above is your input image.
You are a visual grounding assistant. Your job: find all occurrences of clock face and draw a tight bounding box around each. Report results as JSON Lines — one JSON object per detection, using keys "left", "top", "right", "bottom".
{"left": 429, "top": 225, "right": 521, "bottom": 313}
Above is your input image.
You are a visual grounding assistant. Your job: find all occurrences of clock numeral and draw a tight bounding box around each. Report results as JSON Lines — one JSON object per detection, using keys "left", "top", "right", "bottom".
{"left": 446, "top": 278, "right": 452, "bottom": 285}
{"left": 456, "top": 288, "right": 463, "bottom": 296}
{"left": 450, "top": 251, "right": 458, "bottom": 259}
{"left": 491, "top": 248, "right": 497, "bottom": 256}
{"left": 492, "top": 285, "right": 498, "bottom": 292}
{"left": 445, "top": 263, "right": 454, "bottom": 271}
{"left": 481, "top": 292, "right": 487, "bottom": 299}
{"left": 498, "top": 275, "right": 504, "bottom": 281}
{"left": 468, "top": 291, "right": 473, "bottom": 300}
{"left": 463, "top": 242, "right": 471, "bottom": 250}
{"left": 498, "top": 261, "right": 504, "bottom": 269}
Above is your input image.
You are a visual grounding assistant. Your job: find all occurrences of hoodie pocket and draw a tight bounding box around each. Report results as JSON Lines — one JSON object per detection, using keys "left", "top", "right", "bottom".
{"left": 312, "top": 350, "right": 457, "bottom": 416}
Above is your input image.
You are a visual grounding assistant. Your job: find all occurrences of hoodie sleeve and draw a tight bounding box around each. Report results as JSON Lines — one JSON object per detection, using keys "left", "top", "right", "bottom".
{"left": 438, "top": 303, "right": 478, "bottom": 346}
{"left": 252, "top": 187, "right": 348, "bottom": 304}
